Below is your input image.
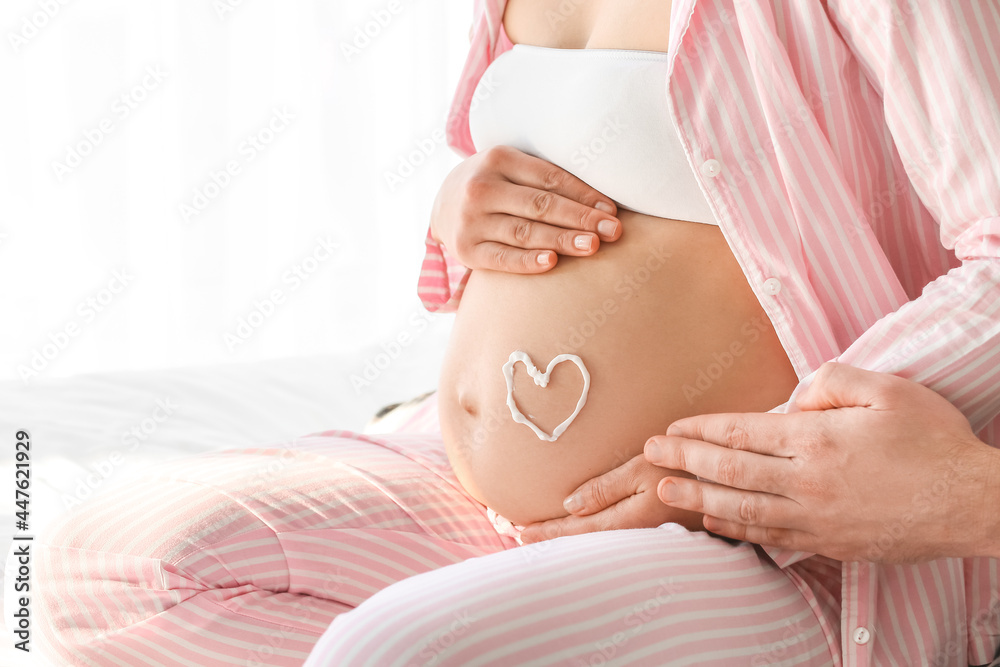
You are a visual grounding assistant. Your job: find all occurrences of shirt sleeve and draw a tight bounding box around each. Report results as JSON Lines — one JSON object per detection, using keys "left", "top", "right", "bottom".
{"left": 812, "top": 0, "right": 1000, "bottom": 434}
{"left": 417, "top": 227, "right": 472, "bottom": 313}
{"left": 416, "top": 1, "right": 494, "bottom": 313}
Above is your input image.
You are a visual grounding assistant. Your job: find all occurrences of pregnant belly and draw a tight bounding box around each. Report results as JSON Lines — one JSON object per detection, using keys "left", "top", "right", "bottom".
{"left": 437, "top": 211, "right": 799, "bottom": 526}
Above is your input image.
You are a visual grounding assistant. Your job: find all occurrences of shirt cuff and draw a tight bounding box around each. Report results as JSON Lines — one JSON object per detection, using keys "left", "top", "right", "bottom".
{"left": 417, "top": 226, "right": 471, "bottom": 314}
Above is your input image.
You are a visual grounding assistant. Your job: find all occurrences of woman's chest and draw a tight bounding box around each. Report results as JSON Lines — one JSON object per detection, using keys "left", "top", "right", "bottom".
{"left": 502, "top": 0, "right": 672, "bottom": 52}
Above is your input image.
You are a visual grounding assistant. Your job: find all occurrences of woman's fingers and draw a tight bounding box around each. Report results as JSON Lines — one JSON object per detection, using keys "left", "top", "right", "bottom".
{"left": 501, "top": 181, "right": 621, "bottom": 242}
{"left": 450, "top": 146, "right": 626, "bottom": 273}
{"left": 436, "top": 145, "right": 624, "bottom": 273}
{"left": 468, "top": 204, "right": 611, "bottom": 272}
{"left": 520, "top": 495, "right": 649, "bottom": 543}
{"left": 491, "top": 213, "right": 604, "bottom": 257}
{"left": 644, "top": 434, "right": 791, "bottom": 495}
{"left": 485, "top": 146, "right": 622, "bottom": 241}
{"left": 463, "top": 190, "right": 621, "bottom": 272}
{"left": 471, "top": 241, "right": 558, "bottom": 274}
{"left": 562, "top": 455, "right": 643, "bottom": 516}
{"left": 519, "top": 513, "right": 605, "bottom": 543}
{"left": 655, "top": 476, "right": 807, "bottom": 532}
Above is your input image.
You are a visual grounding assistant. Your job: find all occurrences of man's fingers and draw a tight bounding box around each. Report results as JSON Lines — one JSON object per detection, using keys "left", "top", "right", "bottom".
{"left": 644, "top": 436, "right": 790, "bottom": 494}
{"left": 655, "top": 476, "right": 806, "bottom": 531}
{"left": 793, "top": 361, "right": 898, "bottom": 412}
{"left": 662, "top": 411, "right": 801, "bottom": 457}
{"left": 563, "top": 456, "right": 641, "bottom": 515}
{"left": 701, "top": 516, "right": 810, "bottom": 551}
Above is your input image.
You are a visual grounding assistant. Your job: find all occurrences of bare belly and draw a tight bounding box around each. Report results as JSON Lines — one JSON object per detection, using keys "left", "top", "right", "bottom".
{"left": 437, "top": 210, "right": 799, "bottom": 526}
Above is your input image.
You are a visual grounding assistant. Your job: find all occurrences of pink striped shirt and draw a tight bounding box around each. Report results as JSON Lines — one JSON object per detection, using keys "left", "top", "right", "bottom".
{"left": 418, "top": 1, "right": 1000, "bottom": 664}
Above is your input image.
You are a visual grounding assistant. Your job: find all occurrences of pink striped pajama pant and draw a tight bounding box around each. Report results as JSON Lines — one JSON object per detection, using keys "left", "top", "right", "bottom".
{"left": 35, "top": 400, "right": 842, "bottom": 666}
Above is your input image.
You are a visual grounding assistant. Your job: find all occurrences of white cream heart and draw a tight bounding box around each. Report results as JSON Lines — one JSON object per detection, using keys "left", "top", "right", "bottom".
{"left": 502, "top": 350, "right": 591, "bottom": 442}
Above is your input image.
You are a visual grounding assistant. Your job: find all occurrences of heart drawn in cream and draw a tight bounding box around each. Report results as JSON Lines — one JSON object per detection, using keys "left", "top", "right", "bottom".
{"left": 502, "top": 350, "right": 591, "bottom": 442}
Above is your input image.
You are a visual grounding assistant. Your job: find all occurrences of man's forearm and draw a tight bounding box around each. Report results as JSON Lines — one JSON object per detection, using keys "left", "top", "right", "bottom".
{"left": 985, "top": 445, "right": 1000, "bottom": 559}
{"left": 966, "top": 439, "right": 1000, "bottom": 559}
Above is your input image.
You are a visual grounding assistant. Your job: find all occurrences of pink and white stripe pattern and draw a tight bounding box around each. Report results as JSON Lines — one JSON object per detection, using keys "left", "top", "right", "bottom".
{"left": 418, "top": 1, "right": 1000, "bottom": 664}
{"left": 34, "top": 0, "right": 1000, "bottom": 664}
{"left": 35, "top": 401, "right": 843, "bottom": 665}
{"left": 35, "top": 421, "right": 515, "bottom": 666}
{"left": 307, "top": 522, "right": 842, "bottom": 666}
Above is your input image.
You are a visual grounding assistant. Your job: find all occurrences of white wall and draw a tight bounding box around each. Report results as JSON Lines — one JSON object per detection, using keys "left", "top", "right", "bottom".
{"left": 0, "top": 0, "right": 471, "bottom": 382}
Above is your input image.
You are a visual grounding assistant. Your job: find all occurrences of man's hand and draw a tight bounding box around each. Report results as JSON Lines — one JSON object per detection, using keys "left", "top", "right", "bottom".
{"left": 518, "top": 454, "right": 704, "bottom": 544}
{"left": 644, "top": 362, "right": 1000, "bottom": 563}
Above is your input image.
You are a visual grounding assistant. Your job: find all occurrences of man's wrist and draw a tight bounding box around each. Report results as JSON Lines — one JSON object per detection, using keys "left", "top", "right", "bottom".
{"left": 984, "top": 446, "right": 1000, "bottom": 558}
{"left": 965, "top": 439, "right": 1000, "bottom": 559}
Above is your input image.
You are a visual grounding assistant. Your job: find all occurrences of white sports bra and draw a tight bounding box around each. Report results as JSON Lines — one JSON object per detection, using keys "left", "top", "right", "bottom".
{"left": 468, "top": 35, "right": 718, "bottom": 226}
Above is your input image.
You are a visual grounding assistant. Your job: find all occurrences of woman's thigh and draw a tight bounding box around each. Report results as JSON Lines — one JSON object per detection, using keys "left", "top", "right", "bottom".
{"left": 306, "top": 524, "right": 842, "bottom": 667}
{"left": 35, "top": 430, "right": 516, "bottom": 667}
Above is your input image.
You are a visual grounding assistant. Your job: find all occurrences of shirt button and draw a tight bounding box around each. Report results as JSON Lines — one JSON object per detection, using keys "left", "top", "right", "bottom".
{"left": 701, "top": 159, "right": 722, "bottom": 178}
{"left": 853, "top": 627, "right": 871, "bottom": 645}
{"left": 762, "top": 277, "right": 782, "bottom": 295}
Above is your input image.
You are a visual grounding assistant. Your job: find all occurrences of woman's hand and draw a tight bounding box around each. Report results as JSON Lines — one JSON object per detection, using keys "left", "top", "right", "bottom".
{"left": 518, "top": 454, "right": 704, "bottom": 544}
{"left": 429, "top": 145, "right": 623, "bottom": 273}
{"left": 644, "top": 362, "right": 1000, "bottom": 563}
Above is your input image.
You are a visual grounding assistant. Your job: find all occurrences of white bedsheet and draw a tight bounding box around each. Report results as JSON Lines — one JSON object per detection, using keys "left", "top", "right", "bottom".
{"left": 0, "top": 327, "right": 451, "bottom": 665}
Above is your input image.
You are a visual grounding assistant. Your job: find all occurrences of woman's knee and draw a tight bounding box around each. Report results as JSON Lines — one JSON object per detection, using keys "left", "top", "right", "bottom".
{"left": 305, "top": 525, "right": 836, "bottom": 666}
{"left": 34, "top": 438, "right": 493, "bottom": 664}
